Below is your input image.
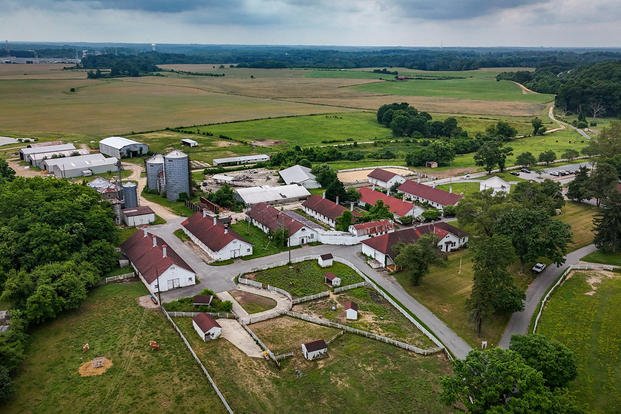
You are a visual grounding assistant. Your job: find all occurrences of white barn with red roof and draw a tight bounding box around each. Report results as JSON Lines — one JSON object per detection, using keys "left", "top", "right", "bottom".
{"left": 367, "top": 168, "right": 406, "bottom": 190}
{"left": 302, "top": 194, "right": 348, "bottom": 228}
{"left": 120, "top": 229, "right": 196, "bottom": 295}
{"left": 397, "top": 180, "right": 463, "bottom": 210}
{"left": 246, "top": 202, "right": 317, "bottom": 246}
{"left": 182, "top": 211, "right": 252, "bottom": 261}
{"left": 348, "top": 219, "right": 395, "bottom": 237}
{"left": 192, "top": 313, "right": 222, "bottom": 341}
{"left": 358, "top": 187, "right": 423, "bottom": 221}
{"left": 361, "top": 222, "right": 468, "bottom": 267}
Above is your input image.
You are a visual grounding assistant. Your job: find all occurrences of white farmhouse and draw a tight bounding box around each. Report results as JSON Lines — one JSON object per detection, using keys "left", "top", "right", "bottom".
{"left": 120, "top": 229, "right": 196, "bottom": 295}
{"left": 181, "top": 211, "right": 253, "bottom": 261}
{"left": 479, "top": 176, "right": 511, "bottom": 195}
{"left": 192, "top": 313, "right": 222, "bottom": 341}
{"left": 367, "top": 168, "right": 406, "bottom": 190}
{"left": 301, "top": 339, "right": 328, "bottom": 360}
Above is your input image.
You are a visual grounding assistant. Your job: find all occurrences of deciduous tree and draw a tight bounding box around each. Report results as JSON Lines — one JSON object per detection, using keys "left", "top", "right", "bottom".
{"left": 394, "top": 234, "right": 445, "bottom": 285}
{"left": 516, "top": 151, "right": 537, "bottom": 167}
{"left": 593, "top": 191, "right": 621, "bottom": 253}
{"left": 539, "top": 150, "right": 557, "bottom": 165}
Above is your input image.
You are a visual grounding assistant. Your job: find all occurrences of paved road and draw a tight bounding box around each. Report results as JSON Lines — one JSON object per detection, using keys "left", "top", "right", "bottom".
{"left": 498, "top": 244, "right": 597, "bottom": 348}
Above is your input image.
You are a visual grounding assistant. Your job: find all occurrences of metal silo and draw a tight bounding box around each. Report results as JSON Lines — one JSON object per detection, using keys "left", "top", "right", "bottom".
{"left": 145, "top": 154, "right": 165, "bottom": 192}
{"left": 164, "top": 150, "right": 190, "bottom": 201}
{"left": 122, "top": 181, "right": 138, "bottom": 208}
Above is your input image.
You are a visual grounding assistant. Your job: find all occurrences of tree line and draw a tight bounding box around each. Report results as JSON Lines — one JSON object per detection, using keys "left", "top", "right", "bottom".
{"left": 0, "top": 171, "right": 119, "bottom": 402}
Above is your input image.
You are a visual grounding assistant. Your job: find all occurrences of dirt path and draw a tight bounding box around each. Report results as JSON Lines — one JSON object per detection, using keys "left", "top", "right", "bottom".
{"left": 338, "top": 166, "right": 414, "bottom": 184}
{"left": 7, "top": 158, "right": 46, "bottom": 178}
{"left": 217, "top": 319, "right": 263, "bottom": 358}
{"left": 512, "top": 81, "right": 538, "bottom": 95}
{"left": 122, "top": 162, "right": 181, "bottom": 221}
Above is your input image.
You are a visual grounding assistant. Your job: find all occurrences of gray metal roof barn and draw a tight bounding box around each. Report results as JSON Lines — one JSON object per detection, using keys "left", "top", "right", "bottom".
{"left": 164, "top": 150, "right": 190, "bottom": 201}
{"left": 99, "top": 136, "right": 149, "bottom": 159}
{"left": 46, "top": 154, "right": 119, "bottom": 178}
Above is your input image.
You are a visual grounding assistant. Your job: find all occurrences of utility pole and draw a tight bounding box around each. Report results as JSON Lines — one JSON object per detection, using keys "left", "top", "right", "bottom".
{"left": 156, "top": 266, "right": 161, "bottom": 306}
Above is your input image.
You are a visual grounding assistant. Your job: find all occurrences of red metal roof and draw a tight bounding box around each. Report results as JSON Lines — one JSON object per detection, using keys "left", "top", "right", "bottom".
{"left": 192, "top": 295, "right": 214, "bottom": 305}
{"left": 351, "top": 219, "right": 394, "bottom": 234}
{"left": 344, "top": 301, "right": 358, "bottom": 311}
{"left": 302, "top": 195, "right": 347, "bottom": 221}
{"left": 182, "top": 212, "right": 247, "bottom": 252}
{"left": 325, "top": 272, "right": 338, "bottom": 281}
{"left": 247, "top": 202, "right": 304, "bottom": 235}
{"left": 192, "top": 313, "right": 221, "bottom": 332}
{"left": 397, "top": 180, "right": 462, "bottom": 206}
{"left": 358, "top": 187, "right": 414, "bottom": 217}
{"left": 120, "top": 230, "right": 193, "bottom": 283}
{"left": 367, "top": 168, "right": 399, "bottom": 183}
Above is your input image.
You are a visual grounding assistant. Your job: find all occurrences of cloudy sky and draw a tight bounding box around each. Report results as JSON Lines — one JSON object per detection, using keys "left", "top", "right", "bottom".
{"left": 1, "top": 0, "right": 619, "bottom": 47}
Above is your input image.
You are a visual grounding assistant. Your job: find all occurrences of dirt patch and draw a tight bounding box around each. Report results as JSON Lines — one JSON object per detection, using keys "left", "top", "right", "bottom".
{"left": 214, "top": 140, "right": 238, "bottom": 147}
{"left": 137, "top": 295, "right": 159, "bottom": 309}
{"left": 78, "top": 357, "right": 113, "bottom": 377}
{"left": 584, "top": 271, "right": 617, "bottom": 296}
{"left": 251, "top": 139, "right": 283, "bottom": 147}
{"left": 229, "top": 289, "right": 277, "bottom": 313}
{"left": 337, "top": 167, "right": 414, "bottom": 184}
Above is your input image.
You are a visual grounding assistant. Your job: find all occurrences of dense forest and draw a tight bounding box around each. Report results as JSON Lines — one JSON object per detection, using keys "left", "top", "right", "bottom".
{"left": 0, "top": 174, "right": 119, "bottom": 402}
{"left": 498, "top": 61, "right": 621, "bottom": 117}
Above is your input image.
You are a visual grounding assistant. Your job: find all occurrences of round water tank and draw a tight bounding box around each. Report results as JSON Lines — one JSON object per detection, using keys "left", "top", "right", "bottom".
{"left": 164, "top": 150, "right": 190, "bottom": 202}
{"left": 122, "top": 181, "right": 138, "bottom": 209}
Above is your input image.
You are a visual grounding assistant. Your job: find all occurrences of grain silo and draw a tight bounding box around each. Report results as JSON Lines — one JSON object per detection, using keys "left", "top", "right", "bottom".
{"left": 145, "top": 154, "right": 165, "bottom": 192}
{"left": 164, "top": 150, "right": 190, "bottom": 201}
{"left": 122, "top": 181, "right": 138, "bottom": 208}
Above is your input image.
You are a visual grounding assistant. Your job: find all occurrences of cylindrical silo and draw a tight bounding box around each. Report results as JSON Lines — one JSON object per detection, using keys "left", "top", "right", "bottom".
{"left": 164, "top": 150, "right": 190, "bottom": 201}
{"left": 122, "top": 181, "right": 138, "bottom": 208}
{"left": 145, "top": 154, "right": 164, "bottom": 192}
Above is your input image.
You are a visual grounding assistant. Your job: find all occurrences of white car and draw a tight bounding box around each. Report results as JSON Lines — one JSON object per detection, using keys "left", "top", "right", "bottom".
{"left": 532, "top": 263, "right": 546, "bottom": 273}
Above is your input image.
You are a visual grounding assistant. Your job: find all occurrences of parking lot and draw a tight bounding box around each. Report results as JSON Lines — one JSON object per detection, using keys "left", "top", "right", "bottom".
{"left": 514, "top": 162, "right": 592, "bottom": 182}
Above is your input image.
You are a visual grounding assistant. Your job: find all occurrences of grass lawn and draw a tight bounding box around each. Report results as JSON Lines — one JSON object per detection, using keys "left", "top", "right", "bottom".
{"left": 230, "top": 221, "right": 289, "bottom": 259}
{"left": 537, "top": 271, "right": 621, "bottom": 413}
{"left": 556, "top": 202, "right": 597, "bottom": 250}
{"left": 173, "top": 228, "right": 190, "bottom": 241}
{"left": 118, "top": 226, "right": 139, "bottom": 243}
{"left": 140, "top": 189, "right": 194, "bottom": 217}
{"left": 250, "top": 261, "right": 363, "bottom": 297}
{"left": 394, "top": 249, "right": 517, "bottom": 347}
{"left": 177, "top": 316, "right": 452, "bottom": 413}
{"left": 1, "top": 282, "right": 225, "bottom": 414}
{"left": 229, "top": 289, "right": 277, "bottom": 314}
{"left": 581, "top": 250, "right": 621, "bottom": 267}
{"left": 293, "top": 287, "right": 434, "bottom": 348}
{"left": 437, "top": 182, "right": 480, "bottom": 197}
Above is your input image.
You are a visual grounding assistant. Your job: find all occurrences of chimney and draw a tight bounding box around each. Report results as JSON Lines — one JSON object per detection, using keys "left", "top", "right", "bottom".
{"left": 152, "top": 236, "right": 157, "bottom": 247}
{"left": 213, "top": 216, "right": 217, "bottom": 225}
{"left": 162, "top": 244, "right": 167, "bottom": 258}
{"left": 142, "top": 228, "right": 148, "bottom": 237}
{"left": 335, "top": 196, "right": 340, "bottom": 205}
{"left": 224, "top": 227, "right": 229, "bottom": 235}
{"left": 350, "top": 202, "right": 354, "bottom": 211}
{"left": 203, "top": 209, "right": 208, "bottom": 218}
{"left": 322, "top": 191, "right": 326, "bottom": 199}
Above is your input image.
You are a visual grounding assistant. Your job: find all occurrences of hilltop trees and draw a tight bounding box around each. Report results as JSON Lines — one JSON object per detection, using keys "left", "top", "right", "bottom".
{"left": 377, "top": 103, "right": 466, "bottom": 138}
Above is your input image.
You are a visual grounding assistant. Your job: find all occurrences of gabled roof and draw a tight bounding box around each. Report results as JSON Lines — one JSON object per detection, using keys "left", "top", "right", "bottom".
{"left": 182, "top": 212, "right": 247, "bottom": 252}
{"left": 397, "top": 180, "right": 462, "bottom": 206}
{"left": 358, "top": 187, "right": 414, "bottom": 217}
{"left": 344, "top": 301, "right": 358, "bottom": 311}
{"left": 247, "top": 202, "right": 305, "bottom": 235}
{"left": 100, "top": 136, "right": 143, "bottom": 149}
{"left": 20, "top": 143, "right": 76, "bottom": 156}
{"left": 192, "top": 313, "right": 221, "bottom": 332}
{"left": 302, "top": 195, "right": 347, "bottom": 221}
{"left": 433, "top": 221, "right": 469, "bottom": 239}
{"left": 279, "top": 165, "right": 316, "bottom": 185}
{"left": 367, "top": 168, "right": 400, "bottom": 183}
{"left": 122, "top": 206, "right": 155, "bottom": 217}
{"left": 303, "top": 339, "right": 327, "bottom": 352}
{"left": 192, "top": 295, "right": 214, "bottom": 305}
{"left": 351, "top": 219, "right": 394, "bottom": 233}
{"left": 325, "top": 272, "right": 339, "bottom": 281}
{"left": 320, "top": 253, "right": 333, "bottom": 260}
{"left": 120, "top": 230, "right": 193, "bottom": 283}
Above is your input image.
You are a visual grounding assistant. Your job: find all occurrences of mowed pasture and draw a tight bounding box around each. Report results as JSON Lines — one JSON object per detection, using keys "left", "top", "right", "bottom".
{"left": 176, "top": 316, "right": 452, "bottom": 413}
{"left": 2, "top": 282, "right": 226, "bottom": 414}
{"left": 537, "top": 271, "right": 621, "bottom": 413}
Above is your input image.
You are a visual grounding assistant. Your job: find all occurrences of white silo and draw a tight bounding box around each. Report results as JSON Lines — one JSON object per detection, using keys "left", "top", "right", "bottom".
{"left": 164, "top": 150, "right": 190, "bottom": 201}
{"left": 145, "top": 154, "right": 165, "bottom": 192}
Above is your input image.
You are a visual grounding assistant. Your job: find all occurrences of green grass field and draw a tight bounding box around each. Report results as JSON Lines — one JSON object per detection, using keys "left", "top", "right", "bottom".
{"left": 141, "top": 189, "right": 194, "bottom": 216}
{"left": 581, "top": 251, "right": 621, "bottom": 266}
{"left": 437, "top": 182, "right": 480, "bottom": 196}
{"left": 293, "top": 287, "right": 434, "bottom": 348}
{"left": 250, "top": 260, "right": 363, "bottom": 297}
{"left": 177, "top": 316, "right": 452, "bottom": 413}
{"left": 230, "top": 221, "right": 290, "bottom": 259}
{"left": 537, "top": 271, "right": 621, "bottom": 413}
{"left": 1, "top": 283, "right": 225, "bottom": 414}
{"left": 556, "top": 202, "right": 597, "bottom": 250}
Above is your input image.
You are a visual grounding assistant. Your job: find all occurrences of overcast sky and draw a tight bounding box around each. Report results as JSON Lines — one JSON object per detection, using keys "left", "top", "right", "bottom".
{"left": 1, "top": 0, "right": 620, "bottom": 47}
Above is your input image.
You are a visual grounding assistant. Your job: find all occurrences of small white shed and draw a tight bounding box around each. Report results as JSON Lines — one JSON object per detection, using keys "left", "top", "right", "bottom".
{"left": 192, "top": 313, "right": 222, "bottom": 341}
{"left": 318, "top": 253, "right": 334, "bottom": 268}
{"left": 324, "top": 272, "right": 341, "bottom": 287}
{"left": 344, "top": 301, "right": 358, "bottom": 320}
{"left": 301, "top": 339, "right": 328, "bottom": 360}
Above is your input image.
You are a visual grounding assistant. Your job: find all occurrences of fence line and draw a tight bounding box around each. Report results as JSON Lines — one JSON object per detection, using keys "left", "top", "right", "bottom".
{"left": 334, "top": 281, "right": 367, "bottom": 293}
{"left": 285, "top": 311, "right": 443, "bottom": 355}
{"left": 166, "top": 311, "right": 236, "bottom": 319}
{"left": 101, "top": 272, "right": 135, "bottom": 285}
{"left": 532, "top": 264, "right": 603, "bottom": 333}
{"left": 326, "top": 330, "right": 345, "bottom": 345}
{"left": 292, "top": 291, "right": 329, "bottom": 305}
{"left": 238, "top": 277, "right": 293, "bottom": 302}
{"left": 161, "top": 309, "right": 234, "bottom": 414}
{"left": 274, "top": 351, "right": 294, "bottom": 361}
{"left": 240, "top": 311, "right": 283, "bottom": 325}
{"left": 238, "top": 322, "right": 280, "bottom": 366}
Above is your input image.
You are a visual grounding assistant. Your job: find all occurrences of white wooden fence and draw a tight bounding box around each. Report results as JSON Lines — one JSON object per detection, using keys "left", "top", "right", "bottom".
{"left": 166, "top": 311, "right": 236, "bottom": 319}
{"left": 237, "top": 277, "right": 293, "bottom": 302}
{"left": 101, "top": 272, "right": 135, "bottom": 285}
{"left": 238, "top": 321, "right": 279, "bottom": 366}
{"left": 291, "top": 282, "right": 368, "bottom": 305}
{"left": 161, "top": 309, "right": 234, "bottom": 413}
{"left": 285, "top": 311, "right": 443, "bottom": 355}
{"left": 334, "top": 281, "right": 367, "bottom": 293}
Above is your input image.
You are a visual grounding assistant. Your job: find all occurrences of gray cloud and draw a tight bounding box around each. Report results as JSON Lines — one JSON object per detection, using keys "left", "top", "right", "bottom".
{"left": 389, "top": 0, "right": 546, "bottom": 20}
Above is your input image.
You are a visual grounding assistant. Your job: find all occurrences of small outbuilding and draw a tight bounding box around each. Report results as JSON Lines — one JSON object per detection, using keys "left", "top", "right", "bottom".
{"left": 122, "top": 206, "right": 156, "bottom": 227}
{"left": 324, "top": 272, "right": 341, "bottom": 287}
{"left": 192, "top": 313, "right": 222, "bottom": 341}
{"left": 181, "top": 138, "right": 199, "bottom": 147}
{"left": 318, "top": 253, "right": 334, "bottom": 268}
{"left": 301, "top": 339, "right": 327, "bottom": 360}
{"left": 344, "top": 301, "right": 358, "bottom": 320}
{"left": 99, "top": 136, "right": 149, "bottom": 159}
{"left": 192, "top": 295, "right": 214, "bottom": 307}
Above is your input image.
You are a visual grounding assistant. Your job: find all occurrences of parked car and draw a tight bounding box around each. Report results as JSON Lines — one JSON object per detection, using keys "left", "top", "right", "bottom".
{"left": 510, "top": 171, "right": 520, "bottom": 176}
{"left": 549, "top": 171, "right": 560, "bottom": 176}
{"left": 520, "top": 167, "right": 531, "bottom": 173}
{"left": 532, "top": 263, "right": 546, "bottom": 273}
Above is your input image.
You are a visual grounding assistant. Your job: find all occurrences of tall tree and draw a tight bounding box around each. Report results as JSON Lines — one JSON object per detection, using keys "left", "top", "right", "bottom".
{"left": 394, "top": 234, "right": 445, "bottom": 285}
{"left": 510, "top": 334, "right": 577, "bottom": 389}
{"left": 474, "top": 141, "right": 513, "bottom": 173}
{"left": 593, "top": 191, "right": 621, "bottom": 253}
{"left": 0, "top": 159, "right": 15, "bottom": 183}
{"left": 456, "top": 189, "right": 513, "bottom": 237}
{"left": 532, "top": 117, "right": 546, "bottom": 135}
{"left": 335, "top": 210, "right": 353, "bottom": 232}
{"left": 511, "top": 179, "right": 565, "bottom": 216}
{"left": 589, "top": 162, "right": 618, "bottom": 207}
{"left": 516, "top": 151, "right": 537, "bottom": 167}
{"left": 539, "top": 150, "right": 557, "bottom": 165}
{"left": 566, "top": 167, "right": 592, "bottom": 202}
{"left": 562, "top": 149, "right": 579, "bottom": 161}
{"left": 585, "top": 121, "right": 621, "bottom": 157}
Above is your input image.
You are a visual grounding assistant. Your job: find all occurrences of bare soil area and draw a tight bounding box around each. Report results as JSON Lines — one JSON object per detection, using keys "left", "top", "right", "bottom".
{"left": 78, "top": 357, "right": 113, "bottom": 377}
{"left": 337, "top": 166, "right": 413, "bottom": 183}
